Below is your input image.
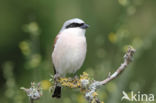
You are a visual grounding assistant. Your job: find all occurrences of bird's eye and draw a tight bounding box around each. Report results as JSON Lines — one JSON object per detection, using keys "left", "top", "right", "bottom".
{"left": 79, "top": 23, "right": 84, "bottom": 26}
{"left": 70, "top": 23, "right": 77, "bottom": 27}
{"left": 70, "top": 24, "right": 74, "bottom": 27}
{"left": 66, "top": 23, "right": 84, "bottom": 28}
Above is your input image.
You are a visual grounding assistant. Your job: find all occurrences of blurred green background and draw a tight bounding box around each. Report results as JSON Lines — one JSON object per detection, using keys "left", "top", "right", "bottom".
{"left": 0, "top": 0, "right": 156, "bottom": 103}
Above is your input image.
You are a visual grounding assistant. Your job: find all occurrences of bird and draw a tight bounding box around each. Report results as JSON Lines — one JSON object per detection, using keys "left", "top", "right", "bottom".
{"left": 52, "top": 18, "right": 89, "bottom": 98}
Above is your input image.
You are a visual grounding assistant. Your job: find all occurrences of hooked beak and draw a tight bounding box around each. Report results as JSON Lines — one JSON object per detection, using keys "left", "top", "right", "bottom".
{"left": 80, "top": 23, "right": 89, "bottom": 29}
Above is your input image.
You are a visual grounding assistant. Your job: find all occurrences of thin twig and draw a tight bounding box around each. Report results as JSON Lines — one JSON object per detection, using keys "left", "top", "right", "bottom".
{"left": 85, "top": 47, "right": 136, "bottom": 103}
{"left": 30, "top": 98, "right": 34, "bottom": 103}
{"left": 99, "top": 47, "right": 136, "bottom": 85}
{"left": 21, "top": 82, "right": 42, "bottom": 103}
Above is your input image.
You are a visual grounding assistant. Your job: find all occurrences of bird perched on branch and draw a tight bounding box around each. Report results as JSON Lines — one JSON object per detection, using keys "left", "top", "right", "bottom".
{"left": 52, "top": 18, "right": 89, "bottom": 98}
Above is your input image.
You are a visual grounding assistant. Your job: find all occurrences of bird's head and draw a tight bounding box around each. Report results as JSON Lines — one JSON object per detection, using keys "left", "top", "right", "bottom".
{"left": 60, "top": 18, "right": 89, "bottom": 33}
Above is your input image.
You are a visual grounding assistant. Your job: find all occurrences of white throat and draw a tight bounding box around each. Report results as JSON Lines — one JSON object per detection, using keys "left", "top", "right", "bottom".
{"left": 60, "top": 28, "right": 86, "bottom": 37}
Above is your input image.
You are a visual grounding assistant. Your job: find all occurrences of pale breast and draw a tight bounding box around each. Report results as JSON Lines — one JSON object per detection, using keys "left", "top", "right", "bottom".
{"left": 52, "top": 32, "right": 87, "bottom": 76}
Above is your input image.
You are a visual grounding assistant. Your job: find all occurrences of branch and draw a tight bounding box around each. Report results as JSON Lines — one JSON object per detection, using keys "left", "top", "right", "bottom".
{"left": 21, "top": 82, "right": 42, "bottom": 103}
{"left": 30, "top": 98, "right": 34, "bottom": 103}
{"left": 21, "top": 47, "right": 136, "bottom": 103}
{"left": 85, "top": 47, "right": 136, "bottom": 103}
{"left": 99, "top": 47, "right": 136, "bottom": 85}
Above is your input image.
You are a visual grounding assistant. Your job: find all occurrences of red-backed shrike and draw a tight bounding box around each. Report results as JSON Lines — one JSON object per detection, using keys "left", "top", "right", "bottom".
{"left": 52, "top": 18, "right": 89, "bottom": 98}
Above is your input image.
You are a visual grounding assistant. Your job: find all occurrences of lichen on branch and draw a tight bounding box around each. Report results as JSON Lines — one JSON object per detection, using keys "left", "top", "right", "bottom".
{"left": 21, "top": 82, "right": 42, "bottom": 103}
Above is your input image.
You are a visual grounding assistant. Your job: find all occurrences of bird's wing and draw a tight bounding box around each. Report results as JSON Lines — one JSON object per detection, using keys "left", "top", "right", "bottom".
{"left": 52, "top": 34, "right": 60, "bottom": 74}
{"left": 53, "top": 34, "right": 60, "bottom": 49}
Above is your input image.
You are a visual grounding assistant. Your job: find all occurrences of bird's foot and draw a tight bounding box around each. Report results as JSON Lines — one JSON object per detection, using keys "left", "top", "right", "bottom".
{"left": 74, "top": 75, "right": 79, "bottom": 80}
{"left": 54, "top": 74, "right": 60, "bottom": 81}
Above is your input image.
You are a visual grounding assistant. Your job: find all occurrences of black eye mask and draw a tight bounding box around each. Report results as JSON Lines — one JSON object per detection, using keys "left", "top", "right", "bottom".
{"left": 66, "top": 23, "right": 84, "bottom": 28}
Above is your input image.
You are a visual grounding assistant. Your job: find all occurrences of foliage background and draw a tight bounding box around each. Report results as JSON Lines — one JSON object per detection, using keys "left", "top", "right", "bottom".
{"left": 0, "top": 0, "right": 156, "bottom": 103}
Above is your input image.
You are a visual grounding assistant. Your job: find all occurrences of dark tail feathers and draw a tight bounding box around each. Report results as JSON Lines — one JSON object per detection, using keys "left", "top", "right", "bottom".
{"left": 52, "top": 86, "right": 61, "bottom": 98}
